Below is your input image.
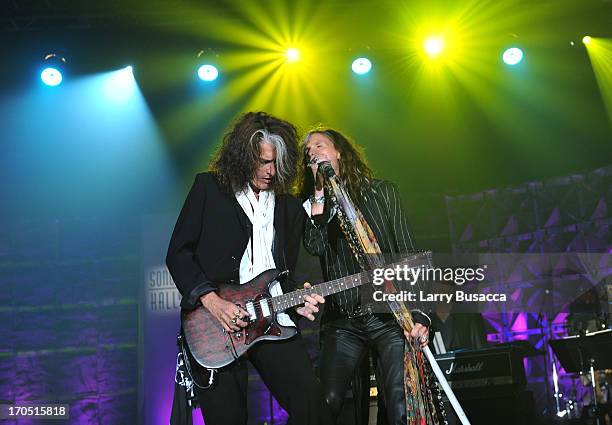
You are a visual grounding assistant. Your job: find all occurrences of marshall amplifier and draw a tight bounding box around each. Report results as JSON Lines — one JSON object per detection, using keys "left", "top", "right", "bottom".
{"left": 434, "top": 345, "right": 527, "bottom": 390}
{"left": 435, "top": 345, "right": 535, "bottom": 425}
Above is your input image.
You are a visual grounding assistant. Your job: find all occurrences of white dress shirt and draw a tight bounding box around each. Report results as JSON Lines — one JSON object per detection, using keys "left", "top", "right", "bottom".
{"left": 236, "top": 186, "right": 295, "bottom": 327}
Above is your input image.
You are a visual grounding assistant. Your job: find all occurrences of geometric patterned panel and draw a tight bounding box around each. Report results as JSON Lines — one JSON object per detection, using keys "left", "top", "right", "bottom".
{"left": 446, "top": 165, "right": 612, "bottom": 418}
{"left": 447, "top": 165, "right": 612, "bottom": 253}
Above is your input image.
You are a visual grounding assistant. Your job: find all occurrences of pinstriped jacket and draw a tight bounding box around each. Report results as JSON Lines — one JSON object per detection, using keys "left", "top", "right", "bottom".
{"left": 303, "top": 179, "right": 425, "bottom": 322}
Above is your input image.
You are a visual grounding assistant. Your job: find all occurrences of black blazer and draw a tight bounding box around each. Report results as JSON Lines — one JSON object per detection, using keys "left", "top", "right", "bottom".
{"left": 166, "top": 172, "right": 305, "bottom": 310}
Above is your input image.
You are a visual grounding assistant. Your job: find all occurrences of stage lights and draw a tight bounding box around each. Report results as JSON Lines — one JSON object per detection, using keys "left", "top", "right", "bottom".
{"left": 502, "top": 47, "right": 524, "bottom": 65}
{"left": 41, "top": 67, "right": 62, "bottom": 87}
{"left": 197, "top": 64, "right": 219, "bottom": 82}
{"left": 351, "top": 57, "right": 372, "bottom": 75}
{"left": 103, "top": 65, "right": 137, "bottom": 101}
{"left": 196, "top": 49, "right": 220, "bottom": 82}
{"left": 40, "top": 53, "right": 66, "bottom": 87}
{"left": 423, "top": 36, "right": 445, "bottom": 58}
{"left": 31, "top": 37, "right": 600, "bottom": 88}
{"left": 124, "top": 65, "right": 134, "bottom": 75}
{"left": 581, "top": 36, "right": 612, "bottom": 124}
{"left": 286, "top": 48, "right": 300, "bottom": 62}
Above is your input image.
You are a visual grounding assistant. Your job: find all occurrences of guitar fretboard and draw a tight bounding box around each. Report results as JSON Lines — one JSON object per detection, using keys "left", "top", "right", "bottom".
{"left": 271, "top": 270, "right": 369, "bottom": 312}
{"left": 270, "top": 251, "right": 432, "bottom": 314}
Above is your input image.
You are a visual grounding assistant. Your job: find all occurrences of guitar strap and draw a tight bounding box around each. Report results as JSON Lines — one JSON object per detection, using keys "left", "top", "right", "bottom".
{"left": 176, "top": 331, "right": 218, "bottom": 395}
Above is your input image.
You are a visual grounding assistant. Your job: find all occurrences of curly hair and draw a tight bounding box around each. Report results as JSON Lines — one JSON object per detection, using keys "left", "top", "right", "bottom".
{"left": 209, "top": 111, "right": 299, "bottom": 194}
{"left": 297, "top": 127, "right": 373, "bottom": 201}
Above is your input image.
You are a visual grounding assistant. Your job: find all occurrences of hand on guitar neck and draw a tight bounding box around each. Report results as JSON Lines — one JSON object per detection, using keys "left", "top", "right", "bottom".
{"left": 200, "top": 292, "right": 250, "bottom": 332}
{"left": 295, "top": 282, "right": 325, "bottom": 321}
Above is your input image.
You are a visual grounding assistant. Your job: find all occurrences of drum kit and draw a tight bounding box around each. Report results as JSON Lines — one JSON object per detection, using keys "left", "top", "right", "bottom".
{"left": 547, "top": 283, "right": 611, "bottom": 424}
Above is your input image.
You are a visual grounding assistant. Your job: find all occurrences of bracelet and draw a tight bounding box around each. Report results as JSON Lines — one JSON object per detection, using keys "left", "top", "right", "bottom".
{"left": 309, "top": 195, "right": 325, "bottom": 204}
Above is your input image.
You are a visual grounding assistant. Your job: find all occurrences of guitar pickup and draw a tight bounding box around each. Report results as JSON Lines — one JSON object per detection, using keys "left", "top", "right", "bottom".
{"left": 245, "top": 301, "right": 257, "bottom": 321}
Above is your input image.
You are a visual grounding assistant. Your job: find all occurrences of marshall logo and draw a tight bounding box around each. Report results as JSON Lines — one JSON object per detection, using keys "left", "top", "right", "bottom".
{"left": 444, "top": 361, "right": 484, "bottom": 375}
{"left": 146, "top": 266, "right": 182, "bottom": 312}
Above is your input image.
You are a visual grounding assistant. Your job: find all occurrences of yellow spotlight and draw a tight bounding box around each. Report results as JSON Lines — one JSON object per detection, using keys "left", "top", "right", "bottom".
{"left": 582, "top": 36, "right": 592, "bottom": 45}
{"left": 424, "top": 36, "right": 444, "bottom": 58}
{"left": 286, "top": 48, "right": 300, "bottom": 62}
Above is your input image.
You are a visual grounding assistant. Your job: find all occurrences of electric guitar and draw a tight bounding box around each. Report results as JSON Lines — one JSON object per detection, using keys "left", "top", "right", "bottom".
{"left": 182, "top": 251, "right": 432, "bottom": 368}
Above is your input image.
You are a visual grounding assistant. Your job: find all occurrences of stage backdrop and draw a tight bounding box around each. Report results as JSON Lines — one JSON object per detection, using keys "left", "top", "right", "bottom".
{"left": 445, "top": 164, "right": 612, "bottom": 415}
{"left": 0, "top": 216, "right": 139, "bottom": 425}
{"left": 141, "top": 214, "right": 193, "bottom": 425}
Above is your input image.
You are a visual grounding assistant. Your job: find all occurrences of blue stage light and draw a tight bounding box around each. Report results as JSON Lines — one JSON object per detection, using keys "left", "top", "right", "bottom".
{"left": 197, "top": 64, "right": 219, "bottom": 82}
{"left": 41, "top": 67, "right": 63, "bottom": 86}
{"left": 351, "top": 58, "right": 372, "bottom": 75}
{"left": 103, "top": 66, "right": 137, "bottom": 101}
{"left": 502, "top": 47, "right": 524, "bottom": 65}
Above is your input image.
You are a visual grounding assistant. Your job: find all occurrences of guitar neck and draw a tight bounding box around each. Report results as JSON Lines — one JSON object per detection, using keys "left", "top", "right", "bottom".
{"left": 270, "top": 251, "right": 431, "bottom": 313}
{"left": 271, "top": 270, "right": 369, "bottom": 312}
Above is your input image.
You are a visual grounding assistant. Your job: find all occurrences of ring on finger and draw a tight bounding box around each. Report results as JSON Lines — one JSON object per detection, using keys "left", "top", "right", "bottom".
{"left": 231, "top": 317, "right": 238, "bottom": 325}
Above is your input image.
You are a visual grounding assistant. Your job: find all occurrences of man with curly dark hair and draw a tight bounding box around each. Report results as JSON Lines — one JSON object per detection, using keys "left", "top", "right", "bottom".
{"left": 298, "top": 127, "right": 431, "bottom": 425}
{"left": 166, "top": 112, "right": 326, "bottom": 425}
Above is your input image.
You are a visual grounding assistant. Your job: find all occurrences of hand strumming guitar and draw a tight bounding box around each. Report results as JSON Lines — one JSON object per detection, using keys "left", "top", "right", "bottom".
{"left": 200, "top": 292, "right": 249, "bottom": 332}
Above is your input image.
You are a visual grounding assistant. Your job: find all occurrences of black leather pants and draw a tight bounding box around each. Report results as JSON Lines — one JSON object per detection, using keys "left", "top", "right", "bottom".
{"left": 319, "top": 314, "right": 407, "bottom": 425}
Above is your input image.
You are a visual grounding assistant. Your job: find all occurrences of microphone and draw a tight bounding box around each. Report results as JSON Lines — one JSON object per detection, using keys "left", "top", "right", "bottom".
{"left": 317, "top": 161, "right": 336, "bottom": 178}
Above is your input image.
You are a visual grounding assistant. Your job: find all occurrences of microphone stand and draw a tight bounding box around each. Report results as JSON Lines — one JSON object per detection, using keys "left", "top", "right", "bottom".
{"left": 318, "top": 163, "right": 471, "bottom": 425}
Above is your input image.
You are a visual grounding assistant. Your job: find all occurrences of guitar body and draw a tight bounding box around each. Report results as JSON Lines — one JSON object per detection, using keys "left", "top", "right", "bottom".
{"left": 181, "top": 269, "right": 297, "bottom": 369}
{"left": 182, "top": 251, "right": 433, "bottom": 369}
